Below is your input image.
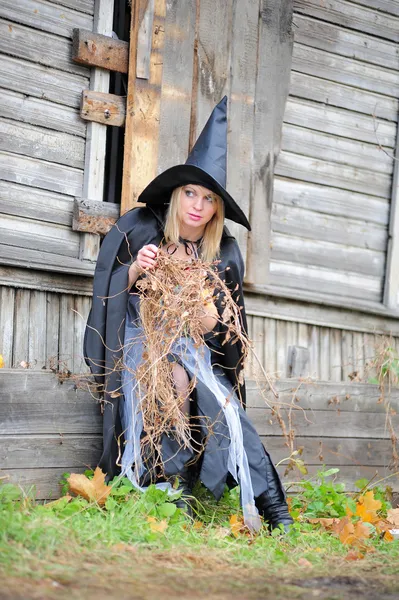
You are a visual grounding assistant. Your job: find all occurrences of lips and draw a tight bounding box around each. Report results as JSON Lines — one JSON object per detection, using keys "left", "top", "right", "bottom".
{"left": 188, "top": 213, "right": 201, "bottom": 221}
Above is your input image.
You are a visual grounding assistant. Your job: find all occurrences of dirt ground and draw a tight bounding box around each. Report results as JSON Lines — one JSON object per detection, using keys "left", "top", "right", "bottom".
{"left": 2, "top": 552, "right": 399, "bottom": 600}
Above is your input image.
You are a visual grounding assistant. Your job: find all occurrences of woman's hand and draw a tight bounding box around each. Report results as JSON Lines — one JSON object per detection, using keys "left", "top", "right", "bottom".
{"left": 128, "top": 244, "right": 159, "bottom": 288}
{"left": 199, "top": 288, "right": 218, "bottom": 333}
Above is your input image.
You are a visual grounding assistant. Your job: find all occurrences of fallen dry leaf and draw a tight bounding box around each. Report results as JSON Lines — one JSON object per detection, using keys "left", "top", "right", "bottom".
{"left": 146, "top": 516, "right": 168, "bottom": 534}
{"left": 43, "top": 494, "right": 72, "bottom": 508}
{"left": 229, "top": 514, "right": 245, "bottom": 538}
{"left": 384, "top": 530, "right": 394, "bottom": 542}
{"left": 345, "top": 550, "right": 365, "bottom": 561}
{"left": 387, "top": 508, "right": 399, "bottom": 528}
{"left": 67, "top": 467, "right": 111, "bottom": 506}
{"left": 355, "top": 491, "right": 382, "bottom": 524}
{"left": 297, "top": 557, "right": 312, "bottom": 568}
{"left": 308, "top": 518, "right": 341, "bottom": 530}
{"left": 332, "top": 517, "right": 371, "bottom": 546}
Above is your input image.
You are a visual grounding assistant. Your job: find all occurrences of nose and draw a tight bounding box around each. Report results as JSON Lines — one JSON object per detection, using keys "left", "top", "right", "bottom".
{"left": 193, "top": 196, "right": 204, "bottom": 211}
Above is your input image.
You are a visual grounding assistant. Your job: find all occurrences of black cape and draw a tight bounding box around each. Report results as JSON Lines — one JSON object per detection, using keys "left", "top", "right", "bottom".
{"left": 84, "top": 205, "right": 248, "bottom": 479}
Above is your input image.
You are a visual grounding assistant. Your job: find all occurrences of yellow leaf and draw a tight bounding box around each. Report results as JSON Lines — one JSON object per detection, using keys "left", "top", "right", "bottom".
{"left": 0, "top": 355, "right": 4, "bottom": 368}
{"left": 345, "top": 550, "right": 365, "bottom": 561}
{"left": 67, "top": 467, "right": 111, "bottom": 506}
{"left": 333, "top": 517, "right": 371, "bottom": 546}
{"left": 43, "top": 494, "right": 72, "bottom": 508}
{"left": 146, "top": 516, "right": 168, "bottom": 534}
{"left": 229, "top": 514, "right": 245, "bottom": 538}
{"left": 355, "top": 491, "right": 382, "bottom": 524}
{"left": 193, "top": 520, "right": 203, "bottom": 530}
{"left": 384, "top": 530, "right": 394, "bottom": 542}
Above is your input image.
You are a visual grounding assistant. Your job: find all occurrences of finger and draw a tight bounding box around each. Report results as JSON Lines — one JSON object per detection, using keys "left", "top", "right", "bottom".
{"left": 140, "top": 248, "right": 157, "bottom": 259}
{"left": 147, "top": 244, "right": 159, "bottom": 254}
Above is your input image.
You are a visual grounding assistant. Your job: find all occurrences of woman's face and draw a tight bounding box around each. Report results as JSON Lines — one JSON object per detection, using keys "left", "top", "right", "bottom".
{"left": 178, "top": 184, "right": 218, "bottom": 234}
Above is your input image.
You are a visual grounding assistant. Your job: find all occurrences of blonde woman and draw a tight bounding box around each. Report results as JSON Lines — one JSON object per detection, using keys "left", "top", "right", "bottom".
{"left": 85, "top": 98, "right": 292, "bottom": 532}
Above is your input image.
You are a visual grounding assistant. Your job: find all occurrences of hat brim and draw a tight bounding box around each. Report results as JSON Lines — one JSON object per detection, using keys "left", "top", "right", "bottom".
{"left": 138, "top": 165, "right": 251, "bottom": 231}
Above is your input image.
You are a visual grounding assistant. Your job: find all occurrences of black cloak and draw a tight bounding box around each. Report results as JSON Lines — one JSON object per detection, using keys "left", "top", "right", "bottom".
{"left": 84, "top": 205, "right": 248, "bottom": 480}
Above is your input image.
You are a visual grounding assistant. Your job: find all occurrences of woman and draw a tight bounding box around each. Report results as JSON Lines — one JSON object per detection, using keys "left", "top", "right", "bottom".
{"left": 84, "top": 97, "right": 293, "bottom": 532}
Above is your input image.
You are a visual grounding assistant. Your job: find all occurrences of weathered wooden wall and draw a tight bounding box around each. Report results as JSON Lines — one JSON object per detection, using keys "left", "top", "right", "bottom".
{"left": 266, "top": 0, "right": 399, "bottom": 307}
{"left": 1, "top": 371, "right": 397, "bottom": 498}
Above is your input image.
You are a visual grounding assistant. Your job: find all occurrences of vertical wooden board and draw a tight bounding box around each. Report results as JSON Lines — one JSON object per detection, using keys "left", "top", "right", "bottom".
{"left": 297, "top": 322, "right": 308, "bottom": 348}
{"left": 226, "top": 0, "right": 258, "bottom": 264}
{"left": 330, "top": 328, "right": 342, "bottom": 382}
{"left": 246, "top": 314, "right": 254, "bottom": 377}
{"left": 157, "top": 0, "right": 196, "bottom": 171}
{"left": 342, "top": 330, "right": 354, "bottom": 381}
{"left": 46, "top": 292, "right": 60, "bottom": 370}
{"left": 246, "top": 1, "right": 293, "bottom": 285}
{"left": 59, "top": 295, "right": 75, "bottom": 373}
{"left": 73, "top": 296, "right": 91, "bottom": 373}
{"left": 252, "top": 316, "right": 265, "bottom": 380}
{"left": 285, "top": 320, "right": 298, "bottom": 377}
{"left": 363, "top": 332, "right": 376, "bottom": 380}
{"left": 264, "top": 317, "right": 277, "bottom": 377}
{"left": 383, "top": 106, "right": 399, "bottom": 310}
{"left": 121, "top": 0, "right": 166, "bottom": 213}
{"left": 276, "top": 320, "right": 287, "bottom": 378}
{"left": 192, "top": 0, "right": 234, "bottom": 142}
{"left": 308, "top": 325, "right": 320, "bottom": 379}
{"left": 12, "top": 289, "right": 30, "bottom": 367}
{"left": 353, "top": 332, "right": 365, "bottom": 380}
{"left": 319, "top": 327, "right": 330, "bottom": 381}
{"left": 0, "top": 286, "right": 15, "bottom": 367}
{"left": 28, "top": 291, "right": 48, "bottom": 370}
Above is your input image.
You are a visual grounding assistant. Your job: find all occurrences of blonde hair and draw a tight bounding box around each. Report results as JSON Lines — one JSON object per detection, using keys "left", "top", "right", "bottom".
{"left": 164, "top": 186, "right": 224, "bottom": 262}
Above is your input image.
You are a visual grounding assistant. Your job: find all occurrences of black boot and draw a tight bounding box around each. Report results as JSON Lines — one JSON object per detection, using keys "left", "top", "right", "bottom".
{"left": 255, "top": 452, "right": 293, "bottom": 532}
{"left": 174, "top": 476, "right": 194, "bottom": 519}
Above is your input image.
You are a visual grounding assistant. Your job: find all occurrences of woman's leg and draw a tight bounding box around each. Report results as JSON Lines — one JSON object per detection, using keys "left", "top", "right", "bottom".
{"left": 172, "top": 362, "right": 191, "bottom": 415}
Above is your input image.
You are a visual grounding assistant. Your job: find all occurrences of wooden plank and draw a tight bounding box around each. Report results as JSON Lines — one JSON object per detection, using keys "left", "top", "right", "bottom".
{"left": 364, "top": 333, "right": 377, "bottom": 381}
{"left": 0, "top": 214, "right": 80, "bottom": 258}
{"left": 0, "top": 18, "right": 89, "bottom": 76}
{"left": 289, "top": 72, "right": 398, "bottom": 122}
{"left": 288, "top": 346, "right": 309, "bottom": 378}
{"left": 259, "top": 437, "right": 396, "bottom": 468}
{"left": 293, "top": 0, "right": 399, "bottom": 42}
{"left": 225, "top": 0, "right": 258, "bottom": 266}
{"left": 0, "top": 118, "right": 85, "bottom": 169}
{"left": 0, "top": 468, "right": 87, "bottom": 500}
{"left": 0, "top": 435, "right": 102, "bottom": 469}
{"left": 80, "top": 90, "right": 126, "bottom": 127}
{"left": 157, "top": 0, "right": 196, "bottom": 171}
{"left": 342, "top": 330, "right": 354, "bottom": 381}
{"left": 276, "top": 320, "right": 287, "bottom": 378}
{"left": 264, "top": 318, "right": 277, "bottom": 377}
{"left": 292, "top": 43, "right": 399, "bottom": 99}
{"left": 272, "top": 203, "right": 387, "bottom": 252}
{"left": 246, "top": 0, "right": 294, "bottom": 285}
{"left": 330, "top": 328, "right": 342, "bottom": 382}
{"left": 79, "top": 0, "right": 114, "bottom": 262}
{"left": 285, "top": 321, "right": 298, "bottom": 378}
{"left": 59, "top": 296, "right": 76, "bottom": 373}
{"left": 28, "top": 291, "right": 48, "bottom": 370}
{"left": 308, "top": 325, "right": 319, "bottom": 379}
{"left": 250, "top": 408, "right": 397, "bottom": 438}
{"left": 246, "top": 314, "right": 254, "bottom": 378}
{"left": 0, "top": 55, "right": 88, "bottom": 108}
{"left": 46, "top": 292, "right": 60, "bottom": 369}
{"left": 0, "top": 369, "right": 76, "bottom": 393}
{"left": 0, "top": 182, "right": 73, "bottom": 227}
{"left": 275, "top": 151, "right": 392, "bottom": 198}
{"left": 136, "top": 0, "right": 154, "bottom": 79}
{"left": 353, "top": 332, "right": 365, "bottom": 380}
{"left": 0, "top": 245, "right": 95, "bottom": 277}
{"left": 72, "top": 28, "right": 128, "bottom": 72}
{"left": 319, "top": 327, "right": 330, "bottom": 382}
{"left": 281, "top": 124, "right": 393, "bottom": 175}
{"left": 0, "top": 89, "right": 86, "bottom": 138}
{"left": 48, "top": 0, "right": 94, "bottom": 14}
{"left": 12, "top": 290, "right": 30, "bottom": 368}
{"left": 73, "top": 296, "right": 91, "bottom": 373}
{"left": 297, "top": 323, "right": 308, "bottom": 349}
{"left": 121, "top": 0, "right": 166, "bottom": 213}
{"left": 284, "top": 98, "right": 396, "bottom": 148}
{"left": 347, "top": 0, "right": 399, "bottom": 16}
{"left": 252, "top": 316, "right": 265, "bottom": 380}
{"left": 383, "top": 116, "right": 399, "bottom": 309}
{"left": 0, "top": 287, "right": 15, "bottom": 368}
{"left": 271, "top": 233, "right": 385, "bottom": 278}
{"left": 73, "top": 198, "right": 120, "bottom": 234}
{"left": 0, "top": 0, "right": 93, "bottom": 38}
{"left": 0, "top": 266, "right": 93, "bottom": 296}
{"left": 292, "top": 14, "right": 399, "bottom": 71}
{"left": 274, "top": 178, "right": 390, "bottom": 226}
{"left": 1, "top": 152, "right": 83, "bottom": 197}
{"left": 269, "top": 261, "right": 382, "bottom": 303}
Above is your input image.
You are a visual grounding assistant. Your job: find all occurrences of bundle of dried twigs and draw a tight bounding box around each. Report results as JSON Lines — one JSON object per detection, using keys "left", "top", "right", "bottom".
{"left": 123, "top": 251, "right": 250, "bottom": 471}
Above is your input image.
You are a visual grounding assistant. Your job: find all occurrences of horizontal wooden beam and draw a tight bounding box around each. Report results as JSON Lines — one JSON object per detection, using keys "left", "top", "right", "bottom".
{"left": 72, "top": 198, "right": 120, "bottom": 235}
{"left": 80, "top": 90, "right": 126, "bottom": 127}
{"left": 72, "top": 28, "right": 128, "bottom": 73}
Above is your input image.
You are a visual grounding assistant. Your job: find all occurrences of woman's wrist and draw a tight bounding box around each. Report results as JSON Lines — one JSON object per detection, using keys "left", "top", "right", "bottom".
{"left": 128, "top": 260, "right": 142, "bottom": 288}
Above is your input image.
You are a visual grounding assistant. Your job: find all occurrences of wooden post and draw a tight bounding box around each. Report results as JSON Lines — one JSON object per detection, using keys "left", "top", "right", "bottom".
{"left": 287, "top": 345, "right": 310, "bottom": 378}
{"left": 79, "top": 0, "right": 114, "bottom": 261}
{"left": 120, "top": 0, "right": 166, "bottom": 214}
{"left": 384, "top": 109, "right": 399, "bottom": 309}
{"left": 246, "top": 0, "right": 294, "bottom": 285}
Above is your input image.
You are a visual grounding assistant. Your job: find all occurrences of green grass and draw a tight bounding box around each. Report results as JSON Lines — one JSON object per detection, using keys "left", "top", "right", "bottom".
{"left": 1, "top": 471, "right": 399, "bottom": 599}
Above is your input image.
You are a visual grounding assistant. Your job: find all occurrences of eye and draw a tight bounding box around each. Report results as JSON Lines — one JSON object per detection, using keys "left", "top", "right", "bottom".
{"left": 185, "top": 188, "right": 194, "bottom": 197}
{"left": 206, "top": 195, "right": 214, "bottom": 203}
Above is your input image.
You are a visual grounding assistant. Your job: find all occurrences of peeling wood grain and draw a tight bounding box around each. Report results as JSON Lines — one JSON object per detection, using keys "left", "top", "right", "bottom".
{"left": 80, "top": 90, "right": 126, "bottom": 127}
{"left": 73, "top": 198, "right": 120, "bottom": 235}
{"left": 72, "top": 28, "right": 128, "bottom": 72}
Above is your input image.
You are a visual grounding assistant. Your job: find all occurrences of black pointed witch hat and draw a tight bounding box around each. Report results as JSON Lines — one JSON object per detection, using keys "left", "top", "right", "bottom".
{"left": 138, "top": 96, "right": 251, "bottom": 230}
